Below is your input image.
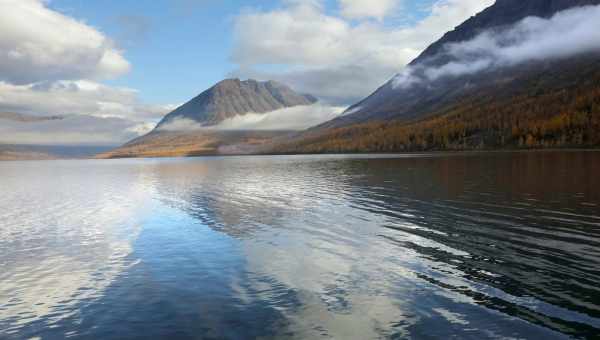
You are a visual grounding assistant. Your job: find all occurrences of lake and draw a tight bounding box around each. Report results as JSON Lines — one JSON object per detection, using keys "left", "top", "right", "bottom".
{"left": 1, "top": 151, "right": 599, "bottom": 339}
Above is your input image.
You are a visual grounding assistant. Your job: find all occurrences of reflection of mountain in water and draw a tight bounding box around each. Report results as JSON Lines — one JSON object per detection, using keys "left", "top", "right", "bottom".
{"left": 149, "top": 157, "right": 354, "bottom": 238}
{"left": 338, "top": 153, "right": 600, "bottom": 336}
{"left": 4, "top": 153, "right": 599, "bottom": 339}
{"left": 148, "top": 152, "right": 600, "bottom": 338}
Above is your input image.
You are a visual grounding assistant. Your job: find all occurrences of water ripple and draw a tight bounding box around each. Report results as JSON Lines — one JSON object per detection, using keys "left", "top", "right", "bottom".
{"left": 1, "top": 152, "right": 599, "bottom": 339}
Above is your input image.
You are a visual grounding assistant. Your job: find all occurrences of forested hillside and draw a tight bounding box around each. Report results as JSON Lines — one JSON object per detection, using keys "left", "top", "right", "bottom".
{"left": 273, "top": 57, "right": 600, "bottom": 153}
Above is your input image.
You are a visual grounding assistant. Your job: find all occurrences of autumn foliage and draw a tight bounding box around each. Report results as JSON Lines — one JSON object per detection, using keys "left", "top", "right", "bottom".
{"left": 274, "top": 62, "right": 600, "bottom": 153}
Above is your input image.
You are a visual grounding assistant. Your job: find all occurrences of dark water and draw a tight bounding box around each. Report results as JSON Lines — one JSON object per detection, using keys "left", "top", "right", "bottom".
{"left": 1, "top": 151, "right": 599, "bottom": 339}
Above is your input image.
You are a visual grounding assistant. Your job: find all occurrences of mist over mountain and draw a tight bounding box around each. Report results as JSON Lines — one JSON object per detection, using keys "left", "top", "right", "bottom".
{"left": 101, "top": 0, "right": 600, "bottom": 158}
{"left": 156, "top": 79, "right": 317, "bottom": 129}
{"left": 411, "top": 0, "right": 600, "bottom": 66}
{"left": 324, "top": 0, "right": 600, "bottom": 127}
{"left": 273, "top": 0, "right": 600, "bottom": 153}
{"left": 100, "top": 79, "right": 320, "bottom": 158}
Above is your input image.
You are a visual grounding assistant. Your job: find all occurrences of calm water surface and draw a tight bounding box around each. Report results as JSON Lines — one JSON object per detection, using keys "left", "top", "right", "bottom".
{"left": 1, "top": 152, "right": 599, "bottom": 339}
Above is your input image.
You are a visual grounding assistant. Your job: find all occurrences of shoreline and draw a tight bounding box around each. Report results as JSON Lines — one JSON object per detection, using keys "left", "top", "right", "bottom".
{"left": 3, "top": 147, "right": 600, "bottom": 162}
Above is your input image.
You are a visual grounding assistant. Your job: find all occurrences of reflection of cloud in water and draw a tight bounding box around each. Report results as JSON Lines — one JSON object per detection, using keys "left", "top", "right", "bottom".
{"left": 0, "top": 160, "right": 150, "bottom": 334}
{"left": 4, "top": 154, "right": 598, "bottom": 339}
{"left": 148, "top": 156, "right": 420, "bottom": 338}
{"left": 150, "top": 157, "right": 354, "bottom": 238}
{"left": 147, "top": 154, "right": 600, "bottom": 338}
{"left": 240, "top": 221, "right": 418, "bottom": 338}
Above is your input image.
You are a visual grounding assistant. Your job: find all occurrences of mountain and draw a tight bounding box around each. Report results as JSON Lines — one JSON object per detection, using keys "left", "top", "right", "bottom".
{"left": 96, "top": 130, "right": 289, "bottom": 159}
{"left": 156, "top": 79, "right": 316, "bottom": 128}
{"left": 411, "top": 0, "right": 600, "bottom": 66}
{"left": 271, "top": 0, "right": 600, "bottom": 153}
{"left": 336, "top": 0, "right": 600, "bottom": 124}
{"left": 99, "top": 79, "right": 315, "bottom": 158}
{"left": 103, "top": 1, "right": 600, "bottom": 158}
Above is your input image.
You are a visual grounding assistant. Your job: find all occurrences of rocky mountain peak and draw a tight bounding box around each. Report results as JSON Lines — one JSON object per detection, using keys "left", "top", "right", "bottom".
{"left": 156, "top": 79, "right": 316, "bottom": 129}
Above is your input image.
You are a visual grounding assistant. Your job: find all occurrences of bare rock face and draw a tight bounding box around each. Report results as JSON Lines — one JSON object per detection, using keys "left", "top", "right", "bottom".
{"left": 156, "top": 79, "right": 317, "bottom": 128}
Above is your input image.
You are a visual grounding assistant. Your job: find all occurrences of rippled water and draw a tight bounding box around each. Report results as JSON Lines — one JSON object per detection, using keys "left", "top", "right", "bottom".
{"left": 1, "top": 152, "right": 599, "bottom": 339}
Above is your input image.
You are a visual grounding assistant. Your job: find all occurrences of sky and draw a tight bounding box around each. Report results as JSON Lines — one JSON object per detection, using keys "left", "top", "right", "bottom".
{"left": 0, "top": 0, "right": 495, "bottom": 145}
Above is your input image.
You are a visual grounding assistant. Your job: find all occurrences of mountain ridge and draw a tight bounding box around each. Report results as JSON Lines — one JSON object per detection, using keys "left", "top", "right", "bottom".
{"left": 102, "top": 0, "right": 600, "bottom": 159}
{"left": 328, "top": 0, "right": 600, "bottom": 128}
{"left": 269, "top": 0, "right": 600, "bottom": 153}
{"left": 412, "top": 0, "right": 600, "bottom": 66}
{"left": 99, "top": 78, "right": 316, "bottom": 158}
{"left": 156, "top": 79, "right": 317, "bottom": 129}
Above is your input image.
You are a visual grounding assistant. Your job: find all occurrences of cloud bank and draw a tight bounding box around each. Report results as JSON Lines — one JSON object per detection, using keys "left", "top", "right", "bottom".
{"left": 0, "top": 0, "right": 176, "bottom": 145}
{"left": 231, "top": 0, "right": 495, "bottom": 104}
{"left": 393, "top": 4, "right": 600, "bottom": 88}
{"left": 158, "top": 104, "right": 344, "bottom": 132}
{"left": 0, "top": 80, "right": 174, "bottom": 122}
{"left": 0, "top": 115, "right": 149, "bottom": 146}
{"left": 339, "top": 0, "right": 399, "bottom": 21}
{"left": 217, "top": 104, "right": 344, "bottom": 130}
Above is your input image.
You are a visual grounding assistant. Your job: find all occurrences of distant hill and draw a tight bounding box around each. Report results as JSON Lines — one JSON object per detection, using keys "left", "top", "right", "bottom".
{"left": 0, "top": 144, "right": 112, "bottom": 161}
{"left": 156, "top": 79, "right": 316, "bottom": 129}
{"left": 271, "top": 0, "right": 600, "bottom": 153}
{"left": 0, "top": 145, "right": 56, "bottom": 161}
{"left": 96, "top": 130, "right": 290, "bottom": 159}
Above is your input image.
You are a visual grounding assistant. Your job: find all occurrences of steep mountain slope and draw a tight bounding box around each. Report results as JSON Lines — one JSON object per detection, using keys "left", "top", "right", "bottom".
{"left": 333, "top": 0, "right": 600, "bottom": 126}
{"left": 272, "top": 55, "right": 600, "bottom": 153}
{"left": 411, "top": 0, "right": 600, "bottom": 66}
{"left": 272, "top": 0, "right": 600, "bottom": 152}
{"left": 156, "top": 79, "right": 316, "bottom": 128}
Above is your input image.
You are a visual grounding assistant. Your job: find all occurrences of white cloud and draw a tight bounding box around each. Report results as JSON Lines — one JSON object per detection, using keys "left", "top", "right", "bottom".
{"left": 392, "top": 4, "right": 600, "bottom": 88}
{"left": 0, "top": 0, "right": 504, "bottom": 145}
{"left": 158, "top": 104, "right": 344, "bottom": 131}
{"left": 339, "top": 0, "right": 399, "bottom": 21}
{"left": 0, "top": 80, "right": 174, "bottom": 122}
{"left": 0, "top": 0, "right": 175, "bottom": 146}
{"left": 0, "top": 79, "right": 174, "bottom": 145}
{"left": 217, "top": 103, "right": 344, "bottom": 130}
{"left": 0, "top": 0, "right": 130, "bottom": 85}
{"left": 156, "top": 118, "right": 205, "bottom": 132}
{"left": 0, "top": 115, "right": 150, "bottom": 146}
{"left": 231, "top": 0, "right": 494, "bottom": 104}
{"left": 126, "top": 121, "right": 158, "bottom": 136}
